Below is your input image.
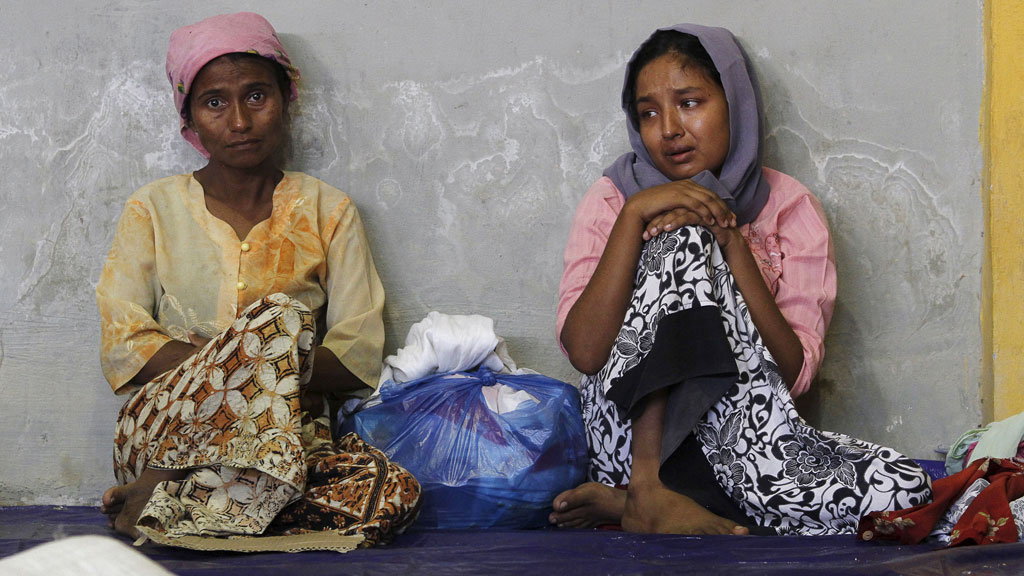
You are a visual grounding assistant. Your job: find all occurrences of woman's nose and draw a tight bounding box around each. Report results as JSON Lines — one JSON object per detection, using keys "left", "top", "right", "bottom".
{"left": 229, "top": 103, "right": 252, "bottom": 131}
{"left": 661, "top": 112, "right": 683, "bottom": 139}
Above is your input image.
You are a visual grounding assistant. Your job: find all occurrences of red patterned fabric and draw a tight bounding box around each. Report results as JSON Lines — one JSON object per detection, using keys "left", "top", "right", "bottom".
{"left": 859, "top": 458, "right": 1024, "bottom": 546}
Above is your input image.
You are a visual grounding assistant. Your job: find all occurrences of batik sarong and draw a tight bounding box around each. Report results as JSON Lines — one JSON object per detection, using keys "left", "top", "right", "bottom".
{"left": 580, "top": 226, "right": 932, "bottom": 535}
{"left": 113, "top": 293, "right": 420, "bottom": 552}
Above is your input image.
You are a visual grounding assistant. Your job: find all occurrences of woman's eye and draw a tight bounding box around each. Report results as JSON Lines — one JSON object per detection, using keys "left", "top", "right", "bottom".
{"left": 681, "top": 99, "right": 699, "bottom": 109}
{"left": 206, "top": 98, "right": 223, "bottom": 109}
{"left": 640, "top": 109, "right": 657, "bottom": 119}
{"left": 249, "top": 91, "right": 265, "bottom": 103}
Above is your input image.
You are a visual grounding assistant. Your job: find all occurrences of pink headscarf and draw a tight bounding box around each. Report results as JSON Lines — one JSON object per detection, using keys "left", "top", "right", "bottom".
{"left": 165, "top": 12, "right": 300, "bottom": 157}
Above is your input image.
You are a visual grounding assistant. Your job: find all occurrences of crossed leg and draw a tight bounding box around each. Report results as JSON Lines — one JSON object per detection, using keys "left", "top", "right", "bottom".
{"left": 551, "top": 390, "right": 748, "bottom": 535}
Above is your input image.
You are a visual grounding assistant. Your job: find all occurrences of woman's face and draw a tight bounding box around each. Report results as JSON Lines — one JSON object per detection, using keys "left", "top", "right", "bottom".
{"left": 188, "top": 55, "right": 288, "bottom": 170}
{"left": 635, "top": 53, "right": 730, "bottom": 181}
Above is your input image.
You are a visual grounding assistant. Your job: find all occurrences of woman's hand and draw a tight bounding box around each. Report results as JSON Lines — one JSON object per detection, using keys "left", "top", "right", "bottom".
{"left": 563, "top": 180, "right": 737, "bottom": 374}
{"left": 187, "top": 332, "right": 212, "bottom": 350}
{"left": 707, "top": 222, "right": 804, "bottom": 387}
{"left": 707, "top": 222, "right": 744, "bottom": 251}
{"left": 129, "top": 337, "right": 205, "bottom": 386}
{"left": 300, "top": 346, "right": 372, "bottom": 419}
{"left": 625, "top": 180, "right": 736, "bottom": 241}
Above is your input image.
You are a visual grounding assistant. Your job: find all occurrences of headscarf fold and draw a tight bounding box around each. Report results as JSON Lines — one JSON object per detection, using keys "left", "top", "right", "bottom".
{"left": 603, "top": 23, "right": 769, "bottom": 225}
{"left": 165, "top": 12, "right": 300, "bottom": 158}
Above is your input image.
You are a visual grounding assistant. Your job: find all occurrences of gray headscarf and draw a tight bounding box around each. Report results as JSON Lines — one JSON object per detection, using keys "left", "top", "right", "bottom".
{"left": 603, "top": 23, "right": 769, "bottom": 225}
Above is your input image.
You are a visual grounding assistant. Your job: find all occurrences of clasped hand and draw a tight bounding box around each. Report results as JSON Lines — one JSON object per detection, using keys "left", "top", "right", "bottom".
{"left": 624, "top": 180, "right": 740, "bottom": 247}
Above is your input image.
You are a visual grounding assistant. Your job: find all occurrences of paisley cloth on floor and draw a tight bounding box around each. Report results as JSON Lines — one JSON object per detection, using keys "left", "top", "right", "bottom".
{"left": 113, "top": 294, "right": 420, "bottom": 552}
{"left": 859, "top": 457, "right": 1024, "bottom": 546}
{"left": 580, "top": 226, "right": 932, "bottom": 535}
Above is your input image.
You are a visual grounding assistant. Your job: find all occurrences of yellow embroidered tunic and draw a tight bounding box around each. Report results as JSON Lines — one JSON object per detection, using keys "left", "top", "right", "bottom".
{"left": 97, "top": 171, "right": 385, "bottom": 394}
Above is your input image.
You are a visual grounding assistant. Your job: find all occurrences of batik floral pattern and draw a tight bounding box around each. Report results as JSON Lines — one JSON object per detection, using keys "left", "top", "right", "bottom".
{"left": 579, "top": 226, "right": 932, "bottom": 534}
{"left": 114, "top": 294, "right": 420, "bottom": 547}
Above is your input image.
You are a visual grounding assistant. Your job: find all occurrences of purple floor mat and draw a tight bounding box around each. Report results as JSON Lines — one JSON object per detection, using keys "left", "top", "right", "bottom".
{"left": 2, "top": 505, "right": 1021, "bottom": 575}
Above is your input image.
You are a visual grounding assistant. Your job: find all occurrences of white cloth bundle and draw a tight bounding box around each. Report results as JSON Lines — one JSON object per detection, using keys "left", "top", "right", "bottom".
{"left": 378, "top": 311, "right": 517, "bottom": 386}
{"left": 344, "top": 312, "right": 535, "bottom": 417}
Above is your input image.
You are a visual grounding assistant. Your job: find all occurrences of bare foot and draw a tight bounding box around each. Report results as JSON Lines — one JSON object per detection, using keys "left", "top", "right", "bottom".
{"left": 549, "top": 482, "right": 627, "bottom": 528}
{"left": 100, "top": 485, "right": 125, "bottom": 529}
{"left": 621, "top": 480, "right": 749, "bottom": 535}
{"left": 101, "top": 468, "right": 187, "bottom": 539}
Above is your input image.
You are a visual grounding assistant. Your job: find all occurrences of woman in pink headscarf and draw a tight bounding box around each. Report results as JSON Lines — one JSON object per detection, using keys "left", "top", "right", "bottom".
{"left": 96, "top": 13, "right": 419, "bottom": 552}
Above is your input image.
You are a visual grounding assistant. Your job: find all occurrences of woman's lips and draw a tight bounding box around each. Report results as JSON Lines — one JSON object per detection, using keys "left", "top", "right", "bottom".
{"left": 666, "top": 147, "right": 695, "bottom": 163}
{"left": 228, "top": 139, "right": 261, "bottom": 149}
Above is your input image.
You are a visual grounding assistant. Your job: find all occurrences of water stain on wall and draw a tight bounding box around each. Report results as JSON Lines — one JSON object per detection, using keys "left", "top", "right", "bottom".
{"left": 764, "top": 80, "right": 981, "bottom": 452}
{"left": 0, "top": 3, "right": 984, "bottom": 505}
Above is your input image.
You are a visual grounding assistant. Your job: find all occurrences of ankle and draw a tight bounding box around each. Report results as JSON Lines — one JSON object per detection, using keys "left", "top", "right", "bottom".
{"left": 625, "top": 475, "right": 662, "bottom": 496}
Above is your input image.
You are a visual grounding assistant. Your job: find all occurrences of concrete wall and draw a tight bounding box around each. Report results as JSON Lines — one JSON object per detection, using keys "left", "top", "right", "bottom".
{"left": 0, "top": 0, "right": 983, "bottom": 505}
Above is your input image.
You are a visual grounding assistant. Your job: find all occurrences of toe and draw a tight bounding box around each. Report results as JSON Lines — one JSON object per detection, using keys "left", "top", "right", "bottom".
{"left": 552, "top": 489, "right": 575, "bottom": 512}
{"left": 557, "top": 518, "right": 589, "bottom": 529}
{"left": 101, "top": 485, "right": 125, "bottom": 509}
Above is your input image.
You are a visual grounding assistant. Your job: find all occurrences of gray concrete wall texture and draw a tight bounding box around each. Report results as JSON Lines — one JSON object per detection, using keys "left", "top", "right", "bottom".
{"left": 0, "top": 1, "right": 983, "bottom": 505}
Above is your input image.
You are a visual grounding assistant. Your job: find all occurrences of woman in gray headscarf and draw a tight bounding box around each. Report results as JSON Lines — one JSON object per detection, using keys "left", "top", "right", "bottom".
{"left": 551, "top": 24, "right": 931, "bottom": 535}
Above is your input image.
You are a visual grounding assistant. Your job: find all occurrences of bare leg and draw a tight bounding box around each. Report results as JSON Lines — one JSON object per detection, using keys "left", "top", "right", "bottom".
{"left": 549, "top": 482, "right": 627, "bottom": 528}
{"left": 620, "top": 390, "right": 749, "bottom": 535}
{"left": 101, "top": 467, "right": 188, "bottom": 539}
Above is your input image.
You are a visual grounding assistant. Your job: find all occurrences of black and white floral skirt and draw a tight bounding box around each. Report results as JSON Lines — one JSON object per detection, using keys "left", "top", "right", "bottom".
{"left": 580, "top": 226, "right": 932, "bottom": 535}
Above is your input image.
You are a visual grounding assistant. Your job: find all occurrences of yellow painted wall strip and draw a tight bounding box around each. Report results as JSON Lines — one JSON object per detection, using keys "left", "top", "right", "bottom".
{"left": 984, "top": 0, "right": 1024, "bottom": 421}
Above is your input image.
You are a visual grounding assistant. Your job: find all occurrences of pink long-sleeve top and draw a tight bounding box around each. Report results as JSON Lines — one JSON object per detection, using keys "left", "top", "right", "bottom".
{"left": 556, "top": 168, "right": 836, "bottom": 398}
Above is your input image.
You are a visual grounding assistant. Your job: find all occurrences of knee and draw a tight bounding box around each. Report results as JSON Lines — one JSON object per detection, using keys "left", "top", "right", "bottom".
{"left": 233, "top": 293, "right": 316, "bottom": 337}
{"left": 383, "top": 461, "right": 422, "bottom": 514}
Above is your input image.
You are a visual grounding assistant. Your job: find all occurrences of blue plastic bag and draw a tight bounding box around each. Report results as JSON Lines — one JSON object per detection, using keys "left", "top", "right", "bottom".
{"left": 340, "top": 367, "right": 587, "bottom": 529}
